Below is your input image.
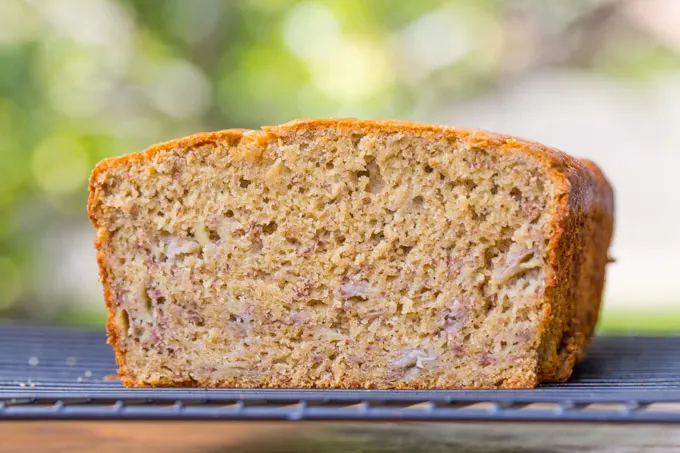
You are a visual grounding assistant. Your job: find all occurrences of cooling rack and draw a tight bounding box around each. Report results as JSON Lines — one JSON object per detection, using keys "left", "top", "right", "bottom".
{"left": 2, "top": 324, "right": 680, "bottom": 422}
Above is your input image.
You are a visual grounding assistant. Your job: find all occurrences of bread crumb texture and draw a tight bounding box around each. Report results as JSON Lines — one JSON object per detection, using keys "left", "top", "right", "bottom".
{"left": 88, "top": 119, "right": 614, "bottom": 389}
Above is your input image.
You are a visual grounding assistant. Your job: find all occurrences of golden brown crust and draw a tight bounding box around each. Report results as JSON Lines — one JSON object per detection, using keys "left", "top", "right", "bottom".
{"left": 88, "top": 118, "right": 614, "bottom": 388}
{"left": 535, "top": 157, "right": 614, "bottom": 382}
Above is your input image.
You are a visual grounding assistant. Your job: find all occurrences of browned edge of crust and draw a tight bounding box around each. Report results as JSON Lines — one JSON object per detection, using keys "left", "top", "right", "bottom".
{"left": 120, "top": 376, "right": 539, "bottom": 390}
{"left": 88, "top": 118, "right": 614, "bottom": 388}
{"left": 535, "top": 158, "right": 614, "bottom": 383}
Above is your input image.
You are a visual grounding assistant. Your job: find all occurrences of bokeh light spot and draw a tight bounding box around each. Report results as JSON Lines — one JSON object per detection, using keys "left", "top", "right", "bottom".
{"left": 31, "top": 135, "right": 89, "bottom": 197}
{"left": 284, "top": 2, "right": 341, "bottom": 62}
{"left": 0, "top": 0, "right": 39, "bottom": 47}
{"left": 164, "top": 0, "right": 223, "bottom": 44}
{"left": 310, "top": 40, "right": 392, "bottom": 103}
{"left": 45, "top": 52, "right": 116, "bottom": 117}
{"left": 400, "top": 8, "right": 472, "bottom": 72}
{"left": 147, "top": 60, "right": 212, "bottom": 119}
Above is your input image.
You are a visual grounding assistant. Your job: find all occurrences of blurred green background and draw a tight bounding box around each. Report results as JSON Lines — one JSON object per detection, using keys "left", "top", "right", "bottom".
{"left": 0, "top": 0, "right": 678, "bottom": 333}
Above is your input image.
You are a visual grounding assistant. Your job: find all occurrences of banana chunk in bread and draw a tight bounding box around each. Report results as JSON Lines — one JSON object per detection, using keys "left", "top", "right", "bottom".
{"left": 88, "top": 119, "right": 614, "bottom": 389}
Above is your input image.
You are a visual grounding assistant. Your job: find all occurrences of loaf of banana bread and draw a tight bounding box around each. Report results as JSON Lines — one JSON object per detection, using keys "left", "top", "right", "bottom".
{"left": 88, "top": 119, "right": 614, "bottom": 389}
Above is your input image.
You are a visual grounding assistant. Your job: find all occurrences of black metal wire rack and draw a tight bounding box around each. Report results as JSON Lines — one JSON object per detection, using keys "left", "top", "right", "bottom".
{"left": 2, "top": 324, "right": 680, "bottom": 422}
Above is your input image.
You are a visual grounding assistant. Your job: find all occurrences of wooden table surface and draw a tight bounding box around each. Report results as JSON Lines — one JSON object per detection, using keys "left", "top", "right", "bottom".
{"left": 2, "top": 421, "right": 680, "bottom": 452}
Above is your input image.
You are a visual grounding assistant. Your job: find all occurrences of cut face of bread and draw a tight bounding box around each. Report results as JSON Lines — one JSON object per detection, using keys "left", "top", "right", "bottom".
{"left": 88, "top": 119, "right": 614, "bottom": 389}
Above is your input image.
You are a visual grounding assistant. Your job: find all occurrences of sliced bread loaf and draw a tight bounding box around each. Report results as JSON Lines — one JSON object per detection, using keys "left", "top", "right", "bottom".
{"left": 88, "top": 119, "right": 614, "bottom": 389}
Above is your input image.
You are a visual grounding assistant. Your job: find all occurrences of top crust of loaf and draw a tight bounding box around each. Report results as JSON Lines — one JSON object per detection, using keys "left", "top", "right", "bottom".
{"left": 89, "top": 119, "right": 609, "bottom": 199}
{"left": 88, "top": 118, "right": 614, "bottom": 387}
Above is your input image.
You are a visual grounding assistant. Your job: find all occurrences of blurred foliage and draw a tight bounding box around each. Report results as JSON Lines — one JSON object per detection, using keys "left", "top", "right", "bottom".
{"left": 598, "top": 310, "right": 680, "bottom": 334}
{"left": 0, "top": 0, "right": 678, "bottom": 328}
